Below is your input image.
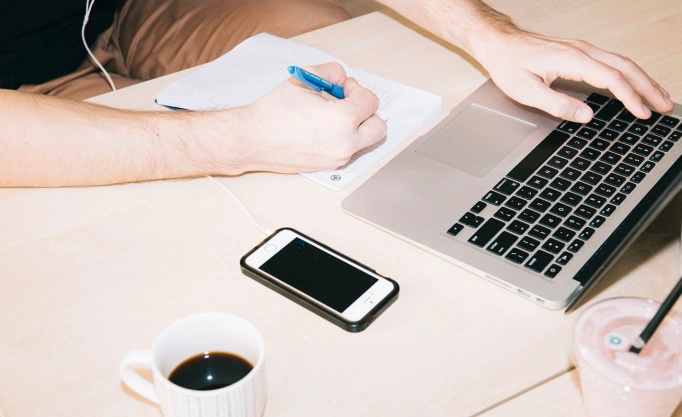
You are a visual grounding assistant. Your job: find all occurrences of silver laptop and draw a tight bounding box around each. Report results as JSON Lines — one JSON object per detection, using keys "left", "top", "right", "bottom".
{"left": 342, "top": 79, "right": 682, "bottom": 311}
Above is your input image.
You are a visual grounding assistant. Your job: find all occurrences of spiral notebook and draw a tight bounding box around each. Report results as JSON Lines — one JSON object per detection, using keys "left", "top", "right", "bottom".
{"left": 157, "top": 33, "right": 442, "bottom": 191}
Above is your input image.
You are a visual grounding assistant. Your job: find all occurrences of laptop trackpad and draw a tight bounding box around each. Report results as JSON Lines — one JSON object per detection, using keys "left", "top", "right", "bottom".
{"left": 416, "top": 104, "right": 536, "bottom": 177}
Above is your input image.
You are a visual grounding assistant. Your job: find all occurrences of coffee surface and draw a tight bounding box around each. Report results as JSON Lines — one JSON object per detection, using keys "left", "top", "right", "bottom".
{"left": 169, "top": 352, "right": 253, "bottom": 391}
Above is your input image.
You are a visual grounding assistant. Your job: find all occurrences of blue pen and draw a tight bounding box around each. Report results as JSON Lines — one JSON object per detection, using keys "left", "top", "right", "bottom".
{"left": 287, "top": 65, "right": 345, "bottom": 99}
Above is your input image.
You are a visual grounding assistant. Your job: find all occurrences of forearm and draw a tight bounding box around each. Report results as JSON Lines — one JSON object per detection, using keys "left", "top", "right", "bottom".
{"left": 0, "top": 91, "right": 251, "bottom": 187}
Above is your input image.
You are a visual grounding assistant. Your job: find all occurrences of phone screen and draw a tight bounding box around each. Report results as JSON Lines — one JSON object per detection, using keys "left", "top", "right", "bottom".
{"left": 260, "top": 238, "right": 378, "bottom": 313}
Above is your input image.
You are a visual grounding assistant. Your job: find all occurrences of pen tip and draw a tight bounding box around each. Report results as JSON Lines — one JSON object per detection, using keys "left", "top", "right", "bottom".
{"left": 287, "top": 66, "right": 295, "bottom": 74}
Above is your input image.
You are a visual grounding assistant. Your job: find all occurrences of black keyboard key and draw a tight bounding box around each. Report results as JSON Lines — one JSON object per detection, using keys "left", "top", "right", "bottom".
{"left": 487, "top": 231, "right": 518, "bottom": 256}
{"left": 581, "top": 171, "right": 603, "bottom": 186}
{"left": 525, "top": 250, "right": 554, "bottom": 273}
{"left": 556, "top": 252, "right": 573, "bottom": 266}
{"left": 564, "top": 215, "right": 586, "bottom": 230}
{"left": 602, "top": 127, "right": 622, "bottom": 140}
{"left": 587, "top": 101, "right": 600, "bottom": 113}
{"left": 651, "top": 124, "right": 671, "bottom": 137}
{"left": 528, "top": 225, "right": 551, "bottom": 240}
{"left": 586, "top": 119, "right": 606, "bottom": 131}
{"left": 611, "top": 193, "right": 627, "bottom": 206}
{"left": 580, "top": 148, "right": 601, "bottom": 161}
{"left": 670, "top": 131, "right": 682, "bottom": 142}
{"left": 633, "top": 143, "right": 654, "bottom": 156}
{"left": 468, "top": 218, "right": 505, "bottom": 247}
{"left": 560, "top": 192, "right": 582, "bottom": 207}
{"left": 607, "top": 120, "right": 628, "bottom": 132}
{"left": 548, "top": 156, "right": 570, "bottom": 170}
{"left": 660, "top": 116, "right": 680, "bottom": 128}
{"left": 527, "top": 175, "right": 549, "bottom": 189}
{"left": 575, "top": 204, "right": 597, "bottom": 219}
{"left": 567, "top": 137, "right": 589, "bottom": 150}
{"left": 577, "top": 127, "right": 598, "bottom": 140}
{"left": 518, "top": 209, "right": 541, "bottom": 224}
{"left": 570, "top": 157, "right": 591, "bottom": 171}
{"left": 518, "top": 236, "right": 541, "bottom": 251}
{"left": 553, "top": 226, "right": 577, "bottom": 242}
{"left": 549, "top": 178, "right": 571, "bottom": 191}
{"left": 579, "top": 227, "right": 595, "bottom": 241}
{"left": 529, "top": 198, "right": 552, "bottom": 213}
{"left": 642, "top": 134, "right": 662, "bottom": 147}
{"left": 516, "top": 186, "right": 538, "bottom": 200}
{"left": 589, "top": 215, "right": 606, "bottom": 228}
{"left": 470, "top": 216, "right": 484, "bottom": 228}
{"left": 505, "top": 196, "right": 527, "bottom": 210}
{"left": 494, "top": 178, "right": 521, "bottom": 195}
{"left": 459, "top": 212, "right": 476, "bottom": 225}
{"left": 641, "top": 161, "right": 655, "bottom": 173}
{"left": 600, "top": 152, "right": 621, "bottom": 165}
{"left": 600, "top": 204, "right": 616, "bottom": 217}
{"left": 539, "top": 188, "right": 561, "bottom": 202}
{"left": 507, "top": 220, "right": 530, "bottom": 235}
{"left": 539, "top": 213, "right": 562, "bottom": 228}
{"left": 604, "top": 173, "right": 626, "bottom": 187}
{"left": 621, "top": 182, "right": 636, "bottom": 195}
{"left": 586, "top": 93, "right": 609, "bottom": 105}
{"left": 505, "top": 247, "right": 530, "bottom": 264}
{"left": 585, "top": 194, "right": 607, "bottom": 208}
{"left": 568, "top": 239, "right": 585, "bottom": 253}
{"left": 638, "top": 111, "right": 661, "bottom": 126}
{"left": 631, "top": 171, "right": 646, "bottom": 184}
{"left": 609, "top": 142, "right": 631, "bottom": 155}
{"left": 570, "top": 181, "right": 593, "bottom": 196}
{"left": 594, "top": 183, "right": 616, "bottom": 198}
{"left": 447, "top": 223, "right": 464, "bottom": 236}
{"left": 537, "top": 166, "right": 560, "bottom": 179}
{"left": 628, "top": 123, "right": 648, "bottom": 135}
{"left": 560, "top": 167, "right": 583, "bottom": 181}
{"left": 542, "top": 238, "right": 565, "bottom": 254}
{"left": 660, "top": 141, "right": 674, "bottom": 152}
{"left": 650, "top": 151, "right": 665, "bottom": 163}
{"left": 471, "top": 201, "right": 487, "bottom": 214}
{"left": 544, "top": 264, "right": 562, "bottom": 279}
{"left": 482, "top": 190, "right": 507, "bottom": 206}
{"left": 595, "top": 99, "right": 624, "bottom": 121}
{"left": 617, "top": 109, "right": 636, "bottom": 123}
{"left": 619, "top": 133, "right": 640, "bottom": 146}
{"left": 558, "top": 121, "right": 581, "bottom": 135}
{"left": 550, "top": 202, "right": 572, "bottom": 218}
{"left": 590, "top": 139, "right": 611, "bottom": 151}
{"left": 558, "top": 146, "right": 579, "bottom": 159}
{"left": 494, "top": 207, "right": 517, "bottom": 222}
{"left": 591, "top": 161, "right": 612, "bottom": 175}
{"left": 624, "top": 153, "right": 645, "bottom": 167}
{"left": 614, "top": 163, "right": 635, "bottom": 177}
{"left": 507, "top": 130, "right": 570, "bottom": 182}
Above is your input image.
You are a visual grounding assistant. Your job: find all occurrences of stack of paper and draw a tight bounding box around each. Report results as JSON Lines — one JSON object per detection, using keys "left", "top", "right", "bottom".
{"left": 157, "top": 33, "right": 442, "bottom": 191}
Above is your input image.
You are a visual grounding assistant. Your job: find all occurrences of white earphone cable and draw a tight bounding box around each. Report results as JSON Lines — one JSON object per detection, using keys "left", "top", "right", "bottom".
{"left": 82, "top": 0, "right": 116, "bottom": 92}
{"left": 207, "top": 176, "right": 273, "bottom": 236}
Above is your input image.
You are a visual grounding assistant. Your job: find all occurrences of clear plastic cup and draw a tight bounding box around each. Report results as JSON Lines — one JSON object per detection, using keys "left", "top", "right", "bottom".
{"left": 571, "top": 297, "right": 682, "bottom": 417}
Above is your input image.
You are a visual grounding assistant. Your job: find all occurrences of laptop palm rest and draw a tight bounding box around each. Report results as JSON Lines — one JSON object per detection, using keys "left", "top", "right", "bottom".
{"left": 415, "top": 103, "right": 537, "bottom": 177}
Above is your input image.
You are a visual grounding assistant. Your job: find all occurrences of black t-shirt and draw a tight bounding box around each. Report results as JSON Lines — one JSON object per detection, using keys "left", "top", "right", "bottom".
{"left": 0, "top": 0, "right": 117, "bottom": 90}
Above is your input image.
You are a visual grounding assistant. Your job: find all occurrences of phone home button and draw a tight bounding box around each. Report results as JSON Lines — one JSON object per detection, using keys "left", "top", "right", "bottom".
{"left": 264, "top": 244, "right": 277, "bottom": 253}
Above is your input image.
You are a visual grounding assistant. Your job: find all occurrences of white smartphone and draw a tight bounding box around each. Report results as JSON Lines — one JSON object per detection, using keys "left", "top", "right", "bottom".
{"left": 240, "top": 228, "right": 399, "bottom": 332}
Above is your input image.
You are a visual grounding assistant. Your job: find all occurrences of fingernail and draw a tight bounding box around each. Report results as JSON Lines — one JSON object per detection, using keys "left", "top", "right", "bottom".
{"left": 575, "top": 107, "right": 592, "bottom": 123}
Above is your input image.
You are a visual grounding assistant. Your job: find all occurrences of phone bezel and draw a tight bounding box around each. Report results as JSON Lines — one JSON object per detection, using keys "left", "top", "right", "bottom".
{"left": 243, "top": 229, "right": 395, "bottom": 322}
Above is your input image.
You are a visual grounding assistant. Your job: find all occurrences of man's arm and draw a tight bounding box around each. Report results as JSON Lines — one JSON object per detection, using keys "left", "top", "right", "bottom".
{"left": 1, "top": 63, "right": 386, "bottom": 187}
{"left": 375, "top": 0, "right": 675, "bottom": 122}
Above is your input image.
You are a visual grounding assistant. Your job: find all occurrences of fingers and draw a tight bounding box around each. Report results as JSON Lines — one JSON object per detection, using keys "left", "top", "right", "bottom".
{"left": 340, "top": 77, "right": 382, "bottom": 125}
{"left": 511, "top": 74, "right": 593, "bottom": 123}
{"left": 355, "top": 114, "right": 387, "bottom": 150}
{"left": 301, "top": 62, "right": 348, "bottom": 86}
{"left": 570, "top": 41, "right": 674, "bottom": 113}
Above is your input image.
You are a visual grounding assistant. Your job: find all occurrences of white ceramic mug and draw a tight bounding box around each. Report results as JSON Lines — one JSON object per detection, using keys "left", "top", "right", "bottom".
{"left": 120, "top": 312, "right": 266, "bottom": 417}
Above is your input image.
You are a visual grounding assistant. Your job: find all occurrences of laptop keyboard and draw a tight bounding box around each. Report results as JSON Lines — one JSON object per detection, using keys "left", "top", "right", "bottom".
{"left": 447, "top": 93, "right": 682, "bottom": 279}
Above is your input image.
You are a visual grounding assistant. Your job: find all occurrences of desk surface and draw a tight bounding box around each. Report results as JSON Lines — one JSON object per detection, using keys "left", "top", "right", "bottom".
{"left": 2, "top": 1, "right": 682, "bottom": 416}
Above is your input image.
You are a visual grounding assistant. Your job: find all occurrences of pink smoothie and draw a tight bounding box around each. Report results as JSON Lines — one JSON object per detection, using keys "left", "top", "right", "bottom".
{"left": 571, "top": 298, "right": 682, "bottom": 417}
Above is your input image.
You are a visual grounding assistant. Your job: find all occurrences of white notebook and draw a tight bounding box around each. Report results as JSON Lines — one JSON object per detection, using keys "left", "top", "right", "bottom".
{"left": 157, "top": 33, "right": 442, "bottom": 191}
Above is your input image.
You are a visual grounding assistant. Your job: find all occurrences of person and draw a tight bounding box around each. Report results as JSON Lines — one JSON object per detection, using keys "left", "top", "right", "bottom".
{"left": 0, "top": 0, "right": 674, "bottom": 187}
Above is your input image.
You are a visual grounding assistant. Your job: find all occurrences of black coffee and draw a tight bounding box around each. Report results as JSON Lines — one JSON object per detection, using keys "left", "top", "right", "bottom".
{"left": 169, "top": 351, "right": 253, "bottom": 391}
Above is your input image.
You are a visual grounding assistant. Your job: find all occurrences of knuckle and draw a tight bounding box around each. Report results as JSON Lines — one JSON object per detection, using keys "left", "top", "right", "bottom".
{"left": 330, "top": 62, "right": 345, "bottom": 73}
{"left": 609, "top": 69, "right": 626, "bottom": 83}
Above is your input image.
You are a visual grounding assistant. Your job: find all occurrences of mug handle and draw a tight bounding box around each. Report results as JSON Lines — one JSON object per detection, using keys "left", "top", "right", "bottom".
{"left": 119, "top": 349, "right": 159, "bottom": 404}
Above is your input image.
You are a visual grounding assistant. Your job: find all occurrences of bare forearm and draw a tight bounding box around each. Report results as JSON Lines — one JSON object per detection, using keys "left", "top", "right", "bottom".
{"left": 0, "top": 91, "right": 250, "bottom": 187}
